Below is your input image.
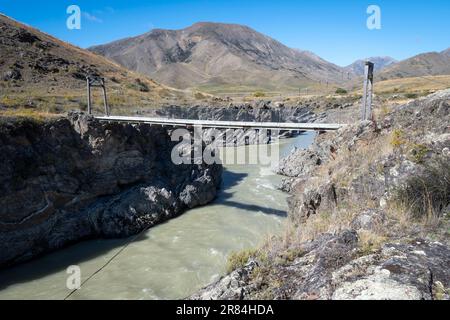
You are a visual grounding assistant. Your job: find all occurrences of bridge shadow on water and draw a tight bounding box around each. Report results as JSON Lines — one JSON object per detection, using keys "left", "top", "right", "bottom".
{"left": 0, "top": 168, "right": 285, "bottom": 292}
{"left": 216, "top": 169, "right": 287, "bottom": 217}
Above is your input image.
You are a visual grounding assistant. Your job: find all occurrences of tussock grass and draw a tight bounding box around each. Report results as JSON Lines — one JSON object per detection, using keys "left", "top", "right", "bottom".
{"left": 358, "top": 230, "right": 388, "bottom": 255}
{"left": 372, "top": 75, "right": 450, "bottom": 96}
{"left": 393, "top": 158, "right": 450, "bottom": 221}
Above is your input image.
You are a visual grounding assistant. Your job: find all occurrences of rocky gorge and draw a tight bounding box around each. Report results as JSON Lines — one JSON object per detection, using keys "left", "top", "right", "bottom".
{"left": 192, "top": 90, "right": 450, "bottom": 300}
{"left": 0, "top": 113, "right": 222, "bottom": 268}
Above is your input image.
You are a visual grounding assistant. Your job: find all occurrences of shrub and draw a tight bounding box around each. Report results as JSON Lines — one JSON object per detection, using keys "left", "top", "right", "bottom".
{"left": 405, "top": 93, "right": 418, "bottom": 99}
{"left": 335, "top": 88, "right": 348, "bottom": 95}
{"left": 393, "top": 158, "right": 450, "bottom": 220}
{"left": 408, "top": 144, "right": 430, "bottom": 164}
{"left": 390, "top": 129, "right": 407, "bottom": 148}
{"left": 128, "top": 79, "right": 150, "bottom": 92}
{"left": 194, "top": 91, "right": 207, "bottom": 100}
{"left": 226, "top": 248, "right": 258, "bottom": 273}
{"left": 253, "top": 91, "right": 265, "bottom": 98}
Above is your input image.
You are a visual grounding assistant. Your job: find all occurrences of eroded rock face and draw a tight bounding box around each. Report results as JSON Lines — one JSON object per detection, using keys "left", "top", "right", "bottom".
{"left": 0, "top": 113, "right": 222, "bottom": 267}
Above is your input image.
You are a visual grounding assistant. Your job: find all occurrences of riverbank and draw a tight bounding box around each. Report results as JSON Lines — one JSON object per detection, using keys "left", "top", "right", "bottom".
{"left": 192, "top": 89, "right": 450, "bottom": 300}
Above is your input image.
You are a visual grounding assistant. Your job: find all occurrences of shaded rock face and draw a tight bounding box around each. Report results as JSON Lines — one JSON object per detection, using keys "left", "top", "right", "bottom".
{"left": 0, "top": 113, "right": 222, "bottom": 267}
{"left": 150, "top": 103, "right": 317, "bottom": 124}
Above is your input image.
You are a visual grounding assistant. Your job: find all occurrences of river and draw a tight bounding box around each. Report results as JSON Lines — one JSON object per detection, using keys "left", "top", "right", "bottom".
{"left": 0, "top": 133, "right": 314, "bottom": 300}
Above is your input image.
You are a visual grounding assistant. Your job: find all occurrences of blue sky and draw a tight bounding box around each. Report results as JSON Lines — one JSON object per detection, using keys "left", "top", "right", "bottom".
{"left": 1, "top": 0, "right": 449, "bottom": 66}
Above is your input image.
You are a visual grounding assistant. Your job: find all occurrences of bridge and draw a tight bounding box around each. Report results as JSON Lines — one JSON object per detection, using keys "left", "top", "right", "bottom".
{"left": 94, "top": 115, "right": 343, "bottom": 131}
{"left": 87, "top": 61, "right": 379, "bottom": 132}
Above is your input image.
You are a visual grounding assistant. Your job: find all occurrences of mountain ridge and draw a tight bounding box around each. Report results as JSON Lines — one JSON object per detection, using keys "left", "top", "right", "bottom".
{"left": 0, "top": 14, "right": 187, "bottom": 115}
{"left": 89, "top": 22, "right": 346, "bottom": 92}
{"left": 345, "top": 56, "right": 397, "bottom": 76}
{"left": 379, "top": 48, "right": 450, "bottom": 80}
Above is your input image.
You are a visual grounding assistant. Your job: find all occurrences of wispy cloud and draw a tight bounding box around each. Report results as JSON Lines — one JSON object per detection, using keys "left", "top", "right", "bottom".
{"left": 93, "top": 6, "right": 115, "bottom": 15}
{"left": 82, "top": 12, "right": 103, "bottom": 23}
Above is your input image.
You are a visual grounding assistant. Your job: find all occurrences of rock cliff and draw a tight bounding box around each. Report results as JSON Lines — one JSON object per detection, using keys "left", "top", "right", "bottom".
{"left": 0, "top": 113, "right": 222, "bottom": 268}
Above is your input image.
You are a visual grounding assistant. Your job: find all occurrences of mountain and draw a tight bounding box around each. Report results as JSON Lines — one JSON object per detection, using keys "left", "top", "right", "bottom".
{"left": 378, "top": 48, "right": 450, "bottom": 80}
{"left": 442, "top": 48, "right": 450, "bottom": 57}
{"left": 0, "top": 14, "right": 186, "bottom": 115}
{"left": 89, "top": 22, "right": 345, "bottom": 92}
{"left": 345, "top": 56, "right": 397, "bottom": 76}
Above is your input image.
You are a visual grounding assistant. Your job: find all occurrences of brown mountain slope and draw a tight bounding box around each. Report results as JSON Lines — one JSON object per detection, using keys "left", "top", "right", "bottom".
{"left": 0, "top": 14, "right": 188, "bottom": 118}
{"left": 378, "top": 49, "right": 450, "bottom": 80}
{"left": 89, "top": 22, "right": 346, "bottom": 93}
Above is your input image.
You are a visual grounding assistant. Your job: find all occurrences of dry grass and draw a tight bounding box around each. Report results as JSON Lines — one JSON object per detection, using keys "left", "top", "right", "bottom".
{"left": 373, "top": 75, "right": 450, "bottom": 95}
{"left": 392, "top": 158, "right": 450, "bottom": 221}
{"left": 315, "top": 133, "right": 393, "bottom": 188}
{"left": 0, "top": 107, "right": 62, "bottom": 122}
{"left": 358, "top": 230, "right": 388, "bottom": 255}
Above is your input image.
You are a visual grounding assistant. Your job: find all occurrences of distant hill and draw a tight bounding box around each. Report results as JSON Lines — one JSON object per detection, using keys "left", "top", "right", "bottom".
{"left": 345, "top": 57, "right": 397, "bottom": 76}
{"left": 442, "top": 48, "right": 450, "bottom": 57}
{"left": 378, "top": 48, "right": 450, "bottom": 80}
{"left": 89, "top": 22, "right": 346, "bottom": 92}
{"left": 0, "top": 14, "right": 186, "bottom": 116}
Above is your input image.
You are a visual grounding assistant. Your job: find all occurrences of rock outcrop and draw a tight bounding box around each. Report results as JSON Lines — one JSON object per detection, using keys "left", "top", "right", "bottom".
{"left": 192, "top": 234, "right": 450, "bottom": 300}
{"left": 0, "top": 113, "right": 222, "bottom": 268}
{"left": 191, "top": 90, "right": 450, "bottom": 300}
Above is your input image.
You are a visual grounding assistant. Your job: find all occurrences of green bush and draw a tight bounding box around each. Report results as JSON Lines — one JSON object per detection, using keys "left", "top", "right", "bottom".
{"left": 226, "top": 248, "right": 258, "bottom": 273}
{"left": 391, "top": 129, "right": 406, "bottom": 148}
{"left": 405, "top": 93, "right": 418, "bottom": 99}
{"left": 408, "top": 144, "right": 430, "bottom": 164}
{"left": 335, "top": 88, "right": 348, "bottom": 95}
{"left": 253, "top": 91, "right": 265, "bottom": 98}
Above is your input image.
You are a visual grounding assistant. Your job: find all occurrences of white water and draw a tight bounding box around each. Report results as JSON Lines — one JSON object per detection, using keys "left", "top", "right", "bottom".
{"left": 0, "top": 133, "right": 314, "bottom": 300}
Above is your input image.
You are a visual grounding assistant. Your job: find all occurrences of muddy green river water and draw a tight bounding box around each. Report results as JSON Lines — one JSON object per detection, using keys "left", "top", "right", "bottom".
{"left": 0, "top": 134, "right": 314, "bottom": 300}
